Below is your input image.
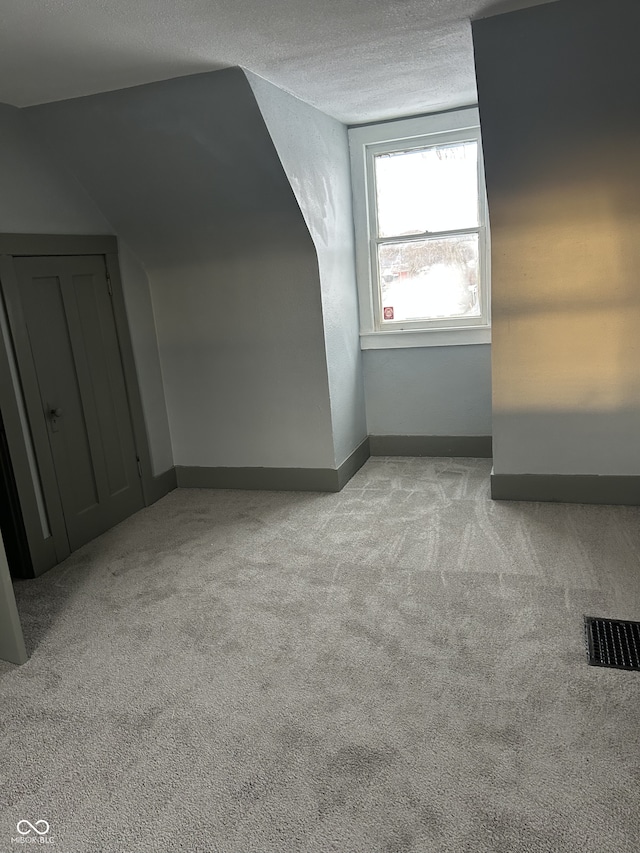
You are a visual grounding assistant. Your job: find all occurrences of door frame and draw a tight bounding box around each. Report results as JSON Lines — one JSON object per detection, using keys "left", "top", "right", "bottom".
{"left": 0, "top": 530, "right": 28, "bottom": 664}
{"left": 0, "top": 234, "right": 156, "bottom": 576}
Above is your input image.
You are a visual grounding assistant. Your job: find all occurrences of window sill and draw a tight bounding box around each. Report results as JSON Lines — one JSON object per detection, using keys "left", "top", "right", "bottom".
{"left": 360, "top": 326, "right": 491, "bottom": 350}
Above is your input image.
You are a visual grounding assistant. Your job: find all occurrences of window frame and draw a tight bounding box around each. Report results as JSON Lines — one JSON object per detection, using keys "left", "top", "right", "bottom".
{"left": 349, "top": 107, "right": 491, "bottom": 349}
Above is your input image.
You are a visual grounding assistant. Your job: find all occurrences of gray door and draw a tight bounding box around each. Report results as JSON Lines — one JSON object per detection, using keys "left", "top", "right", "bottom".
{"left": 14, "top": 254, "right": 144, "bottom": 552}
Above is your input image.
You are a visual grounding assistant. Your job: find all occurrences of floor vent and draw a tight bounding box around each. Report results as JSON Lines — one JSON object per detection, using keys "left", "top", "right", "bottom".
{"left": 584, "top": 616, "right": 640, "bottom": 671}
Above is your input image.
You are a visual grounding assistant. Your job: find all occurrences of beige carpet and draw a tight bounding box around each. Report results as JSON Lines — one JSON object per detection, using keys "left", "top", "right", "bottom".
{"left": 1, "top": 457, "right": 640, "bottom": 852}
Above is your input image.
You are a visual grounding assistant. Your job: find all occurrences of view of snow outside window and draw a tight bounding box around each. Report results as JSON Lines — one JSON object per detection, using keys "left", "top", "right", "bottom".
{"left": 374, "top": 141, "right": 480, "bottom": 323}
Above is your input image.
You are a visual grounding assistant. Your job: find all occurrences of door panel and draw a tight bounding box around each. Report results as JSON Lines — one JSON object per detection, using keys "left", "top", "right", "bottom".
{"left": 73, "top": 272, "right": 135, "bottom": 498}
{"left": 14, "top": 255, "right": 144, "bottom": 552}
{"left": 21, "top": 268, "right": 100, "bottom": 520}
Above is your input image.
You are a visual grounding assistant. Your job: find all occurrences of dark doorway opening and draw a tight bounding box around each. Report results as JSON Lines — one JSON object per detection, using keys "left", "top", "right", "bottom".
{"left": 0, "top": 409, "right": 33, "bottom": 578}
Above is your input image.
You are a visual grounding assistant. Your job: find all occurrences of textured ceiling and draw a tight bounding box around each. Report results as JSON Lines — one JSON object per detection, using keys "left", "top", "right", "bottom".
{"left": 0, "top": 0, "right": 557, "bottom": 123}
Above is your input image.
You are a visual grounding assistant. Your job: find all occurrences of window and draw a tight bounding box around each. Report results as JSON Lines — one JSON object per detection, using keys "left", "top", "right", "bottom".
{"left": 349, "top": 107, "right": 490, "bottom": 348}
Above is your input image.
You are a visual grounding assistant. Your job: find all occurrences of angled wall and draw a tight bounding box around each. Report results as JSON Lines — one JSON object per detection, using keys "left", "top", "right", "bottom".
{"left": 473, "top": 0, "right": 640, "bottom": 497}
{"left": 246, "top": 72, "right": 367, "bottom": 468}
{"left": 26, "top": 69, "right": 338, "bottom": 477}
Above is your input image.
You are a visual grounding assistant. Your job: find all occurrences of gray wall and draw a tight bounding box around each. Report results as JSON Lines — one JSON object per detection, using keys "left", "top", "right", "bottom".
{"left": 363, "top": 346, "right": 492, "bottom": 436}
{"left": 0, "top": 103, "right": 172, "bottom": 476}
{"left": 27, "top": 69, "right": 337, "bottom": 470}
{"left": 247, "top": 72, "right": 367, "bottom": 466}
{"left": 117, "top": 243, "right": 173, "bottom": 474}
{"left": 0, "top": 103, "right": 110, "bottom": 234}
{"left": 474, "top": 0, "right": 640, "bottom": 475}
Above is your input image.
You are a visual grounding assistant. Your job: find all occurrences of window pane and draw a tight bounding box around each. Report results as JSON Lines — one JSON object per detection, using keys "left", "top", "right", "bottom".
{"left": 375, "top": 141, "right": 478, "bottom": 238}
{"left": 378, "top": 235, "right": 480, "bottom": 322}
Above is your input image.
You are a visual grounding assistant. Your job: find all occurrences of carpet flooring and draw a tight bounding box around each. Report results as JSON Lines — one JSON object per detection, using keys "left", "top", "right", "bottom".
{"left": 1, "top": 457, "right": 640, "bottom": 852}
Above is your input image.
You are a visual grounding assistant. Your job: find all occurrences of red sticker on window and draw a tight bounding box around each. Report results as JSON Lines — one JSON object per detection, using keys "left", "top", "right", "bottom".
{"left": 383, "top": 306, "right": 394, "bottom": 320}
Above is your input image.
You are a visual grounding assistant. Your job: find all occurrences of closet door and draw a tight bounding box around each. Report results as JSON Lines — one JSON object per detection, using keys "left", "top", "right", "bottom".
{"left": 15, "top": 254, "right": 144, "bottom": 552}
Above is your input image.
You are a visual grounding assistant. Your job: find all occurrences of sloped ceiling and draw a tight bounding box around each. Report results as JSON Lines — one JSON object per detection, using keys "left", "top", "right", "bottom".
{"left": 2, "top": 0, "right": 558, "bottom": 123}
{"left": 25, "top": 69, "right": 310, "bottom": 269}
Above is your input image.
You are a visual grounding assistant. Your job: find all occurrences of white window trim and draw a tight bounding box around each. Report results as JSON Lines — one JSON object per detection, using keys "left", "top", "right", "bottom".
{"left": 349, "top": 107, "right": 491, "bottom": 349}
